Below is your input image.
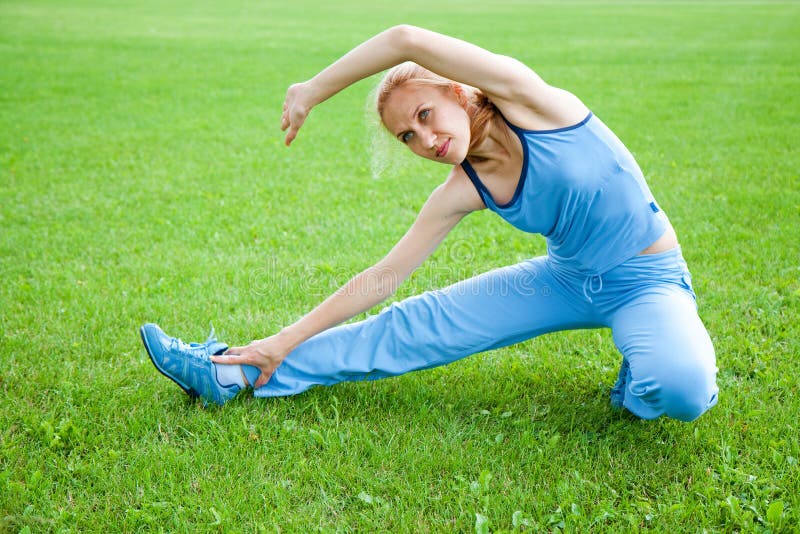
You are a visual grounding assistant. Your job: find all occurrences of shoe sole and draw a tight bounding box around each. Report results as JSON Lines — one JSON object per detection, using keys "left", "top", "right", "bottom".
{"left": 139, "top": 326, "right": 199, "bottom": 399}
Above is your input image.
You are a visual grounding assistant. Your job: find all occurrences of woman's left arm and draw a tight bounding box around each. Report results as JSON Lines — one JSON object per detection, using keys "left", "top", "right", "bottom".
{"left": 282, "top": 25, "right": 584, "bottom": 145}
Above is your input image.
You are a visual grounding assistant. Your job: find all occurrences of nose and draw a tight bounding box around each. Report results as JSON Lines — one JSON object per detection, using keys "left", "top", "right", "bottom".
{"left": 420, "top": 129, "right": 437, "bottom": 149}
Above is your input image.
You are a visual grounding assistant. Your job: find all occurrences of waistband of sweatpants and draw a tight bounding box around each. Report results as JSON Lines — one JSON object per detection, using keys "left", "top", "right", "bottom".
{"left": 547, "top": 246, "right": 686, "bottom": 278}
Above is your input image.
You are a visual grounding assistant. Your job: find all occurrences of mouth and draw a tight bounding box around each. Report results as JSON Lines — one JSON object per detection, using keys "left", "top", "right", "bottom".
{"left": 436, "top": 139, "right": 450, "bottom": 158}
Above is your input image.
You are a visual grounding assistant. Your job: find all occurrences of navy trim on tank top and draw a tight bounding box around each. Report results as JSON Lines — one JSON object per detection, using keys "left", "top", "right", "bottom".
{"left": 460, "top": 136, "right": 528, "bottom": 210}
{"left": 460, "top": 111, "right": 593, "bottom": 210}
{"left": 503, "top": 111, "right": 593, "bottom": 135}
{"left": 459, "top": 160, "right": 488, "bottom": 207}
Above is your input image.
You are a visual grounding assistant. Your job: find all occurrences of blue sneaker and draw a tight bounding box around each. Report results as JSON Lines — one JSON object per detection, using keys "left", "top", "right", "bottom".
{"left": 139, "top": 323, "right": 241, "bottom": 406}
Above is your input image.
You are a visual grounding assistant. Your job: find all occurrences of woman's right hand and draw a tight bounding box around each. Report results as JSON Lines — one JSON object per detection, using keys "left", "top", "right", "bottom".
{"left": 281, "top": 81, "right": 315, "bottom": 146}
{"left": 210, "top": 334, "right": 291, "bottom": 389}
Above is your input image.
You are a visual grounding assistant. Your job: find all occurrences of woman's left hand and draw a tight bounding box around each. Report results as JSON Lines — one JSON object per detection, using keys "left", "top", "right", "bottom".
{"left": 211, "top": 335, "right": 290, "bottom": 389}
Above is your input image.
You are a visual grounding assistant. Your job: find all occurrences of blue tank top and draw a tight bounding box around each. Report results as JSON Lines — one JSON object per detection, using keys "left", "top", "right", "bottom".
{"left": 460, "top": 112, "right": 667, "bottom": 275}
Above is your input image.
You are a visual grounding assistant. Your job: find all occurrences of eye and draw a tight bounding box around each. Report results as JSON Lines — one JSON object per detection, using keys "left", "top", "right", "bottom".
{"left": 401, "top": 131, "right": 414, "bottom": 143}
{"left": 419, "top": 109, "right": 430, "bottom": 120}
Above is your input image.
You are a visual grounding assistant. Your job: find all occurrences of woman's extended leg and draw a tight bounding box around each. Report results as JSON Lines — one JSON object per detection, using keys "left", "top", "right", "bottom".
{"left": 253, "top": 257, "right": 598, "bottom": 397}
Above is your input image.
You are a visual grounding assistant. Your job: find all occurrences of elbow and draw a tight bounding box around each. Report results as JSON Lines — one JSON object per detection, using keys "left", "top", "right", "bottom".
{"left": 387, "top": 24, "right": 421, "bottom": 57}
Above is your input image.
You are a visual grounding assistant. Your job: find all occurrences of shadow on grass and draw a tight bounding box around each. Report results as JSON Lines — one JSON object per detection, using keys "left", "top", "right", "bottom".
{"left": 229, "top": 353, "right": 688, "bottom": 444}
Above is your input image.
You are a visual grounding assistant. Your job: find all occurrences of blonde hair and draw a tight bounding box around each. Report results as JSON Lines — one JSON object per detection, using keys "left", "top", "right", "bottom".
{"left": 375, "top": 62, "right": 498, "bottom": 153}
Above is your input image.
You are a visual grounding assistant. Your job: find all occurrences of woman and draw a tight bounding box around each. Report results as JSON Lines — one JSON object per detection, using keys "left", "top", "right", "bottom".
{"left": 140, "top": 25, "right": 718, "bottom": 421}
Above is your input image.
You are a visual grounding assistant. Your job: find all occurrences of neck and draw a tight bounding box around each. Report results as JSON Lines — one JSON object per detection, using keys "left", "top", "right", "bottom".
{"left": 466, "top": 118, "right": 517, "bottom": 165}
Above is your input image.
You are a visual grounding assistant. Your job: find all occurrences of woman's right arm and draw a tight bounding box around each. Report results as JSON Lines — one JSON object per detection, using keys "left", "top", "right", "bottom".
{"left": 211, "top": 169, "right": 483, "bottom": 387}
{"left": 281, "top": 25, "right": 586, "bottom": 145}
{"left": 280, "top": 26, "right": 411, "bottom": 145}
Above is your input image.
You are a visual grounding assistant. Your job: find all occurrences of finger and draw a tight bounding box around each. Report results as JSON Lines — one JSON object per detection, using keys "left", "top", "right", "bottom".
{"left": 285, "top": 127, "right": 298, "bottom": 146}
{"left": 253, "top": 368, "right": 275, "bottom": 389}
{"left": 223, "top": 346, "right": 245, "bottom": 355}
{"left": 211, "top": 353, "right": 249, "bottom": 365}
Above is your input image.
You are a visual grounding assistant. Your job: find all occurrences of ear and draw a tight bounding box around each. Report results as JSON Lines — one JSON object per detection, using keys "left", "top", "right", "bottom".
{"left": 451, "top": 83, "right": 468, "bottom": 107}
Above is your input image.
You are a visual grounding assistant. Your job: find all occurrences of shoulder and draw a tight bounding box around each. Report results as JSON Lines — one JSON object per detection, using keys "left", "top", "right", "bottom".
{"left": 471, "top": 56, "right": 589, "bottom": 130}
{"left": 415, "top": 166, "right": 484, "bottom": 224}
{"left": 435, "top": 165, "right": 485, "bottom": 214}
{"left": 490, "top": 85, "right": 591, "bottom": 132}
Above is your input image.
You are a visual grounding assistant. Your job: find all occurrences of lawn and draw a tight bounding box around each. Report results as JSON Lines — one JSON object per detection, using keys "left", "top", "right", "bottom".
{"left": 1, "top": 0, "right": 799, "bottom": 531}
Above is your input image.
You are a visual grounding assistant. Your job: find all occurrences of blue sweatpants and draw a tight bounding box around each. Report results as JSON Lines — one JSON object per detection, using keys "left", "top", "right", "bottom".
{"left": 245, "top": 247, "right": 718, "bottom": 422}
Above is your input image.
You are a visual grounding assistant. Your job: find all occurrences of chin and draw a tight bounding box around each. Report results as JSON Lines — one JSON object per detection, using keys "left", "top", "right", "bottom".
{"left": 450, "top": 146, "right": 468, "bottom": 164}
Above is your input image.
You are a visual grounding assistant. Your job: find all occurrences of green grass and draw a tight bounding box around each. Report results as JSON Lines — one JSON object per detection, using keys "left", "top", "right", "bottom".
{"left": 2, "top": 0, "right": 799, "bottom": 531}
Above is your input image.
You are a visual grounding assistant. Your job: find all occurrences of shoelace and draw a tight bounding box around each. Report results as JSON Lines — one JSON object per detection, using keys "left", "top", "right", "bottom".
{"left": 169, "top": 324, "right": 219, "bottom": 358}
{"left": 188, "top": 324, "right": 218, "bottom": 347}
{"left": 169, "top": 336, "right": 196, "bottom": 353}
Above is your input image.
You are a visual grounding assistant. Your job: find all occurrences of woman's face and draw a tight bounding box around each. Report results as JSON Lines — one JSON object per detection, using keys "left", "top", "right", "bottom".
{"left": 381, "top": 83, "right": 471, "bottom": 165}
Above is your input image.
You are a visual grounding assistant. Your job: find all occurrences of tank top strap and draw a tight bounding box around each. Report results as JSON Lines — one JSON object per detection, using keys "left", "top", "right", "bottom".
{"left": 460, "top": 160, "right": 493, "bottom": 209}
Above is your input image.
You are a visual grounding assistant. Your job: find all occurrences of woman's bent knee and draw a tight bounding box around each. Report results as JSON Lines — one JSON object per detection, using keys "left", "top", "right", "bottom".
{"left": 662, "top": 344, "right": 719, "bottom": 421}
{"left": 623, "top": 350, "right": 719, "bottom": 422}
{"left": 624, "top": 361, "right": 719, "bottom": 422}
{"left": 663, "top": 382, "right": 719, "bottom": 422}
